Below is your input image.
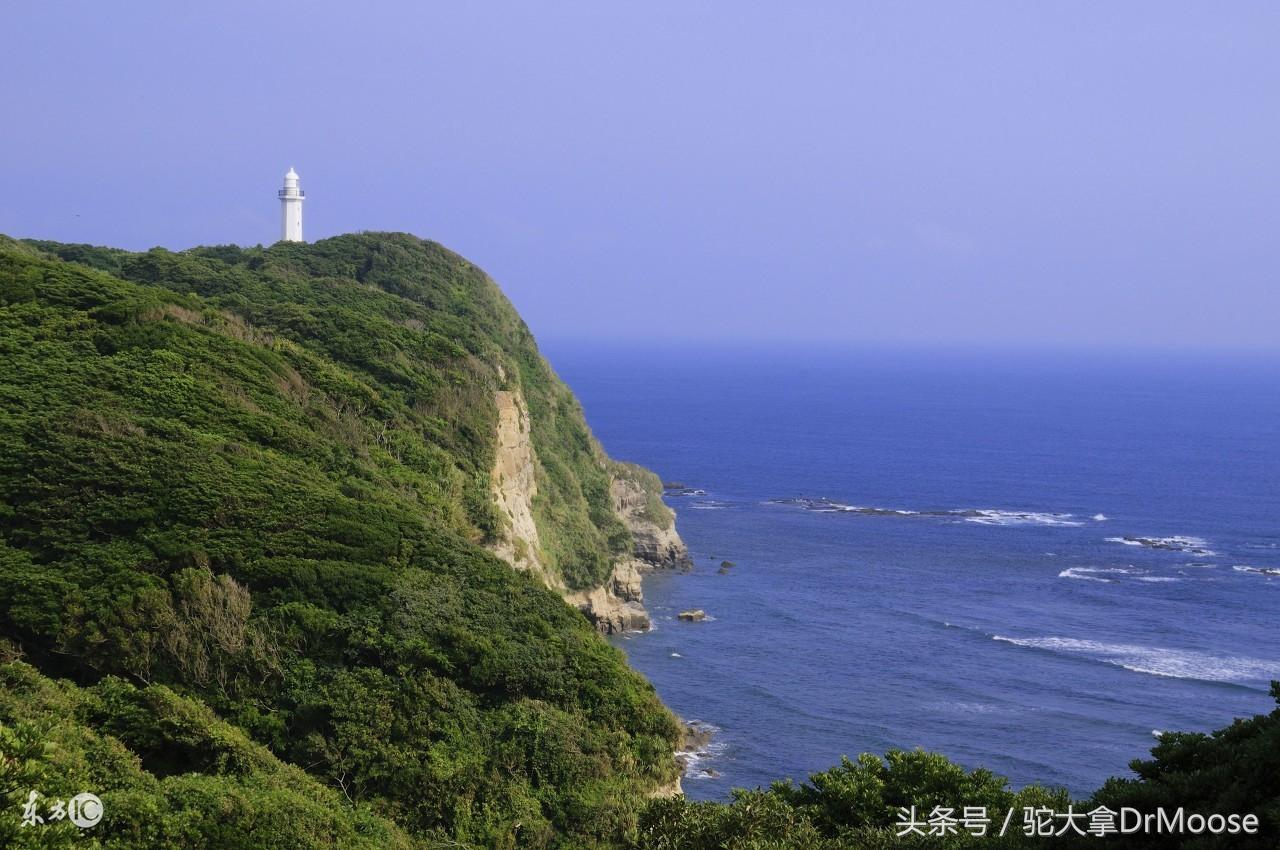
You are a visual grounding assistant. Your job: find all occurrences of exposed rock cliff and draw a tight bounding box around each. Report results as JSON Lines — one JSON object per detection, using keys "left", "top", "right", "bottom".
{"left": 489, "top": 388, "right": 554, "bottom": 584}
{"left": 488, "top": 395, "right": 691, "bottom": 633}
{"left": 610, "top": 462, "right": 694, "bottom": 571}
{"left": 565, "top": 464, "right": 693, "bottom": 633}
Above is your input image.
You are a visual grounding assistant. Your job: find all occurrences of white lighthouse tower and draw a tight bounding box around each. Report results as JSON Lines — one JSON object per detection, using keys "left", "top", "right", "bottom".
{"left": 277, "top": 168, "right": 305, "bottom": 242}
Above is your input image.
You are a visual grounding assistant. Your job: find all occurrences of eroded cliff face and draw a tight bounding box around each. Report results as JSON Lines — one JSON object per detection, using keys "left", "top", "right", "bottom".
{"left": 609, "top": 465, "right": 694, "bottom": 571}
{"left": 564, "top": 464, "right": 694, "bottom": 634}
{"left": 489, "top": 389, "right": 556, "bottom": 586}
{"left": 488, "top": 391, "right": 691, "bottom": 633}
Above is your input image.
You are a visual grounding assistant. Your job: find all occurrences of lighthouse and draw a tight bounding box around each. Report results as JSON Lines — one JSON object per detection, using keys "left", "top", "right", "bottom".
{"left": 277, "top": 168, "right": 305, "bottom": 242}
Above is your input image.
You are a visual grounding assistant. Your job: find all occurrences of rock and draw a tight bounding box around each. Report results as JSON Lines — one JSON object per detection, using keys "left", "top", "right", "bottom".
{"left": 648, "top": 775, "right": 684, "bottom": 798}
{"left": 681, "top": 721, "right": 715, "bottom": 750}
{"left": 487, "top": 390, "right": 548, "bottom": 580}
{"left": 720, "top": 560, "right": 736, "bottom": 568}
{"left": 677, "top": 609, "right": 706, "bottom": 622}
{"left": 611, "top": 558, "right": 645, "bottom": 602}
{"left": 489, "top": 396, "right": 696, "bottom": 635}
{"left": 610, "top": 467, "right": 694, "bottom": 571}
{"left": 568, "top": 576, "right": 651, "bottom": 635}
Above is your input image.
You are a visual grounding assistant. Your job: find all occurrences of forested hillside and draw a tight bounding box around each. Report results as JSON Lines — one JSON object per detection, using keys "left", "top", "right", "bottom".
{"left": 0, "top": 233, "right": 679, "bottom": 848}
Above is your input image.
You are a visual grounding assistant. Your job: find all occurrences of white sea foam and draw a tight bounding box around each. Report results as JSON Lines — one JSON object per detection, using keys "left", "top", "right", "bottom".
{"left": 1093, "top": 514, "right": 1109, "bottom": 521}
{"left": 776, "top": 498, "right": 1091, "bottom": 527}
{"left": 965, "top": 510, "right": 1084, "bottom": 527}
{"left": 689, "top": 500, "right": 730, "bottom": 510}
{"left": 1106, "top": 535, "right": 1215, "bottom": 555}
{"left": 991, "top": 635, "right": 1280, "bottom": 683}
{"left": 675, "top": 722, "right": 726, "bottom": 780}
{"left": 1135, "top": 576, "right": 1181, "bottom": 583}
{"left": 1234, "top": 565, "right": 1280, "bottom": 578}
{"left": 1058, "top": 567, "right": 1133, "bottom": 583}
{"left": 670, "top": 652, "right": 683, "bottom": 658}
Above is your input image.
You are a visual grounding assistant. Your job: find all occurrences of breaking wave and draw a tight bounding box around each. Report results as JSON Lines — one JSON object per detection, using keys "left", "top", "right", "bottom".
{"left": 1234, "top": 565, "right": 1280, "bottom": 578}
{"left": 1058, "top": 567, "right": 1135, "bottom": 583}
{"left": 770, "top": 498, "right": 1087, "bottom": 526}
{"left": 964, "top": 509, "right": 1083, "bottom": 527}
{"left": 1106, "top": 535, "right": 1216, "bottom": 556}
{"left": 991, "top": 635, "right": 1280, "bottom": 684}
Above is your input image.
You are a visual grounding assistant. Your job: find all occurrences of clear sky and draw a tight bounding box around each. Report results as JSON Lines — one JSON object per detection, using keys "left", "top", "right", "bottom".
{"left": 3, "top": 3, "right": 1277, "bottom": 349}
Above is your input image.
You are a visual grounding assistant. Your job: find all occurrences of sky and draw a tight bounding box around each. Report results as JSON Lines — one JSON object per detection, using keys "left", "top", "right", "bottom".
{"left": 3, "top": 2, "right": 1277, "bottom": 350}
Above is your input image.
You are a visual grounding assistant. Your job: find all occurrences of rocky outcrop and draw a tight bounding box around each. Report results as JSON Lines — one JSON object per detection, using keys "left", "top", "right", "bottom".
{"left": 565, "top": 559, "right": 651, "bottom": 634}
{"left": 489, "top": 389, "right": 555, "bottom": 586}
{"left": 610, "top": 463, "right": 693, "bottom": 572}
{"left": 564, "top": 463, "right": 694, "bottom": 634}
{"left": 488, "top": 392, "right": 691, "bottom": 634}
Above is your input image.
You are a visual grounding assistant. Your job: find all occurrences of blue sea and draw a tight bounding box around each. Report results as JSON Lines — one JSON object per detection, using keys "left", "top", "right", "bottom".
{"left": 543, "top": 343, "right": 1280, "bottom": 802}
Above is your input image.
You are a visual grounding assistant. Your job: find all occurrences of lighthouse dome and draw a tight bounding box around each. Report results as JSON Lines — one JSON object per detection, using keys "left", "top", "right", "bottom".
{"left": 284, "top": 167, "right": 299, "bottom": 182}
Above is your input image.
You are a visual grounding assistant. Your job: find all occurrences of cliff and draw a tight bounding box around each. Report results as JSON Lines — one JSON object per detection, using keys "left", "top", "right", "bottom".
{"left": 489, "top": 400, "right": 693, "bottom": 633}
{"left": 0, "top": 232, "right": 683, "bottom": 848}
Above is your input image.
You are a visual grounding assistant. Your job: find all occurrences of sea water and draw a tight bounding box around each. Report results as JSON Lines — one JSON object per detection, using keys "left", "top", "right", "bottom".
{"left": 544, "top": 343, "right": 1280, "bottom": 801}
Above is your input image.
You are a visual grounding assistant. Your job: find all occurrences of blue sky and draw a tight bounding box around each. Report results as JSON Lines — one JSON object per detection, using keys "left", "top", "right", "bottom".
{"left": 3, "top": 2, "right": 1277, "bottom": 349}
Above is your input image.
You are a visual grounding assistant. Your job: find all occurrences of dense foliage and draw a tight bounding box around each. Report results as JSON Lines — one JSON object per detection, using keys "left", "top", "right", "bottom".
{"left": 1086, "top": 682, "right": 1280, "bottom": 849}
{"left": 636, "top": 687, "right": 1280, "bottom": 848}
{"left": 0, "top": 661, "right": 419, "bottom": 850}
{"left": 0, "top": 234, "right": 678, "bottom": 848}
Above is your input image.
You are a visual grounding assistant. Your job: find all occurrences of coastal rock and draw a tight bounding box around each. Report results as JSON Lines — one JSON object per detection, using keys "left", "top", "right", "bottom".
{"left": 678, "top": 609, "right": 706, "bottom": 622}
{"left": 566, "top": 559, "right": 652, "bottom": 634}
{"left": 648, "top": 775, "right": 684, "bottom": 798}
{"left": 489, "top": 401, "right": 692, "bottom": 635}
{"left": 611, "top": 464, "right": 694, "bottom": 571}
{"left": 674, "top": 720, "right": 718, "bottom": 783}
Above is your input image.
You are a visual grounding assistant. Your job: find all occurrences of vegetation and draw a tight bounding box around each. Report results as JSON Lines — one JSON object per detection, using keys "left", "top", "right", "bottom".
{"left": 0, "top": 234, "right": 678, "bottom": 848}
{"left": 0, "top": 660, "right": 419, "bottom": 850}
{"left": 635, "top": 687, "right": 1280, "bottom": 848}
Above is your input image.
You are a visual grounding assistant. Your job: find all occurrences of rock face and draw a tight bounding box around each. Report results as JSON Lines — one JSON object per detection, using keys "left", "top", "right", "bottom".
{"left": 677, "top": 609, "right": 706, "bottom": 622}
{"left": 565, "top": 560, "right": 651, "bottom": 634}
{"left": 488, "top": 393, "right": 691, "bottom": 634}
{"left": 610, "top": 466, "right": 694, "bottom": 571}
{"left": 489, "top": 389, "right": 553, "bottom": 584}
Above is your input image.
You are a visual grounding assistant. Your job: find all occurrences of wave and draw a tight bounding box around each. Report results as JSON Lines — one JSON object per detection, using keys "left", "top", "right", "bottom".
{"left": 964, "top": 509, "right": 1084, "bottom": 527}
{"left": 688, "top": 500, "right": 731, "bottom": 510}
{"left": 770, "top": 498, "right": 1086, "bottom": 527}
{"left": 1058, "top": 567, "right": 1135, "bottom": 583}
{"left": 676, "top": 721, "right": 727, "bottom": 780}
{"left": 1106, "top": 535, "right": 1216, "bottom": 556}
{"left": 991, "top": 635, "right": 1280, "bottom": 684}
{"left": 1234, "top": 565, "right": 1280, "bottom": 578}
{"left": 768, "top": 498, "right": 919, "bottom": 516}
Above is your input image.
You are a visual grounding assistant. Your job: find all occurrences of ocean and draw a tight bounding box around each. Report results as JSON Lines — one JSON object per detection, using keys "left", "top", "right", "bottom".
{"left": 543, "top": 342, "right": 1280, "bottom": 802}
